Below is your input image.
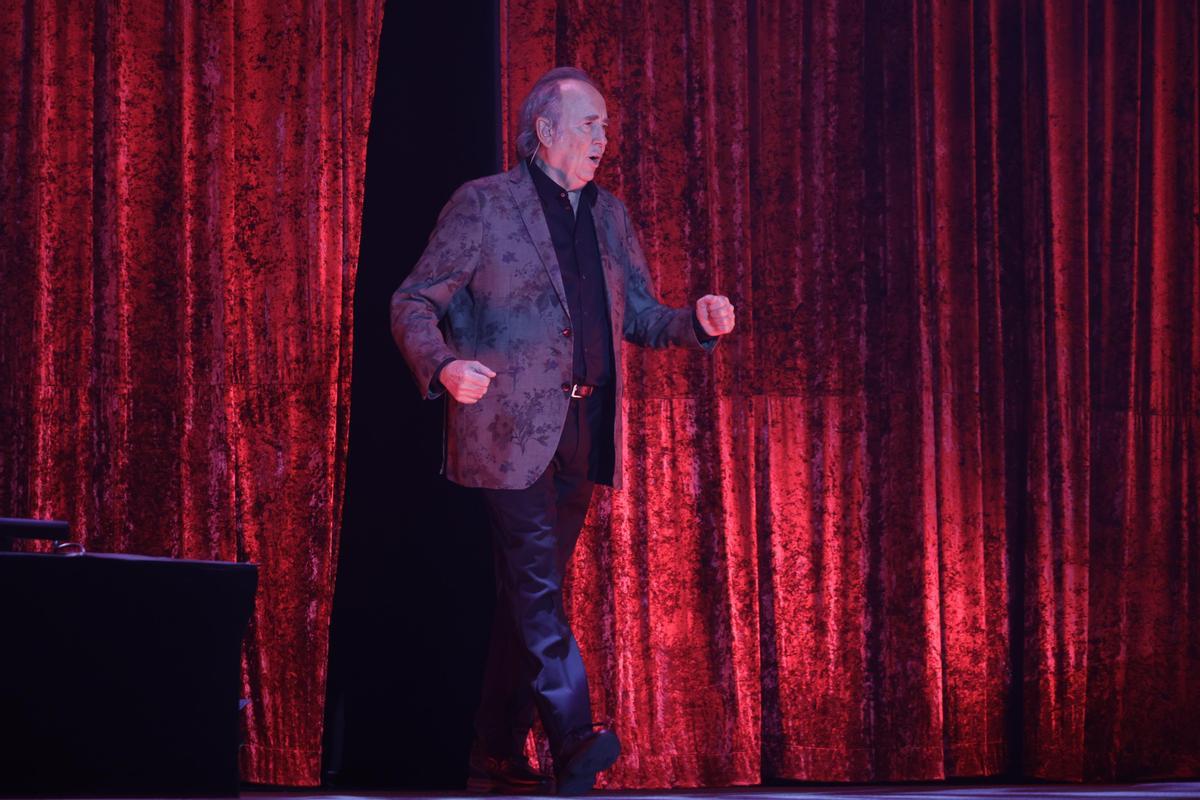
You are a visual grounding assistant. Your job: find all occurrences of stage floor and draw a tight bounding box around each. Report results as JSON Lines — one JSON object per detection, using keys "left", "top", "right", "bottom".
{"left": 243, "top": 783, "right": 1200, "bottom": 800}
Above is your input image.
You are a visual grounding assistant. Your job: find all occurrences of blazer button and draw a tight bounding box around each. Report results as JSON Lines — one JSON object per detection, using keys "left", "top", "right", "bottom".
{"left": 561, "top": 383, "right": 571, "bottom": 393}
{"left": 562, "top": 328, "right": 572, "bottom": 337}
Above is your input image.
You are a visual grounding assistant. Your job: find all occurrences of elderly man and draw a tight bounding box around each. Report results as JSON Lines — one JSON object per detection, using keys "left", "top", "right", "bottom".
{"left": 390, "top": 67, "right": 734, "bottom": 795}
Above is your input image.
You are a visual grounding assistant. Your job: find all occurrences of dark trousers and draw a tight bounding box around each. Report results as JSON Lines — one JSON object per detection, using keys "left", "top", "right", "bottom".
{"left": 473, "top": 393, "right": 606, "bottom": 757}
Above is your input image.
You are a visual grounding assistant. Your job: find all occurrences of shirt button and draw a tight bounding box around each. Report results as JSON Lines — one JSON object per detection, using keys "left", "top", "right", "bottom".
{"left": 562, "top": 328, "right": 572, "bottom": 337}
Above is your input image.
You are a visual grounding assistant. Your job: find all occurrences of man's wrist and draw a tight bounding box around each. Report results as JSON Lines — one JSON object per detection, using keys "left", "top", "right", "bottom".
{"left": 431, "top": 357, "right": 457, "bottom": 394}
{"left": 692, "top": 313, "right": 716, "bottom": 343}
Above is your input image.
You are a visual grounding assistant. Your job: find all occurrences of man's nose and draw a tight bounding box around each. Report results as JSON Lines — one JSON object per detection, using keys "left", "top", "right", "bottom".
{"left": 594, "top": 127, "right": 607, "bottom": 145}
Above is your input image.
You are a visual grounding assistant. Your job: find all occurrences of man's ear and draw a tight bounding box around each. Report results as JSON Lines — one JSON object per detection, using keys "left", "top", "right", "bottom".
{"left": 536, "top": 117, "right": 554, "bottom": 147}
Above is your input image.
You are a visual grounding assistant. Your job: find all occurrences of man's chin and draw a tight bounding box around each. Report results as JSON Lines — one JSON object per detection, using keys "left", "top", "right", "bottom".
{"left": 576, "top": 165, "right": 597, "bottom": 184}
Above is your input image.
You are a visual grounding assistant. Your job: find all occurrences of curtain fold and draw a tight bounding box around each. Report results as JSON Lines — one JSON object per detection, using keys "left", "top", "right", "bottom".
{"left": 0, "top": 0, "right": 383, "bottom": 785}
{"left": 502, "top": 0, "right": 1199, "bottom": 786}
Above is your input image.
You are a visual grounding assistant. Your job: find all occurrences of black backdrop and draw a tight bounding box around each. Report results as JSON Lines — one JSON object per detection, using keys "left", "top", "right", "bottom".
{"left": 322, "top": 0, "right": 500, "bottom": 788}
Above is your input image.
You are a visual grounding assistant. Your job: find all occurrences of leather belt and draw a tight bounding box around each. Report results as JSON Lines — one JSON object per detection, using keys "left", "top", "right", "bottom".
{"left": 564, "top": 383, "right": 596, "bottom": 399}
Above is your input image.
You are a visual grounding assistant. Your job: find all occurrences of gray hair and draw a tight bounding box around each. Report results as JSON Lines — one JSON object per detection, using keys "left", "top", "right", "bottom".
{"left": 515, "top": 67, "right": 599, "bottom": 159}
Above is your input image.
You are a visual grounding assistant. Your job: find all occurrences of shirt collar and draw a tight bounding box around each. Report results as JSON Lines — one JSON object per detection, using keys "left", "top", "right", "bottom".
{"left": 528, "top": 159, "right": 599, "bottom": 208}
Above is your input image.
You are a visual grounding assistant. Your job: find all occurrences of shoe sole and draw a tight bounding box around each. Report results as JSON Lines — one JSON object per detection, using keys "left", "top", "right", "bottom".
{"left": 555, "top": 731, "right": 620, "bottom": 795}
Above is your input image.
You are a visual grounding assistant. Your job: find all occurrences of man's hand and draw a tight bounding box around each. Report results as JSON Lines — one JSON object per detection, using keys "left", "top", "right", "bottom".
{"left": 695, "top": 294, "right": 736, "bottom": 337}
{"left": 440, "top": 360, "right": 497, "bottom": 404}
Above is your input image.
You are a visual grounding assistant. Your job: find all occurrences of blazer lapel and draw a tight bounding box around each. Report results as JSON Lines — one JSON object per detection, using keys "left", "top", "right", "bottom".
{"left": 507, "top": 163, "right": 570, "bottom": 318}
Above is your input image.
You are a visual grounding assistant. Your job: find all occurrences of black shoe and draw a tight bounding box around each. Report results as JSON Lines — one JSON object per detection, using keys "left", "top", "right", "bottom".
{"left": 553, "top": 723, "right": 621, "bottom": 796}
{"left": 467, "top": 749, "right": 551, "bottom": 794}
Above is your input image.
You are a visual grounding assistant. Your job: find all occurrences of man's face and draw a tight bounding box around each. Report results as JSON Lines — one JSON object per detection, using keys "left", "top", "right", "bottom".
{"left": 537, "top": 80, "right": 609, "bottom": 191}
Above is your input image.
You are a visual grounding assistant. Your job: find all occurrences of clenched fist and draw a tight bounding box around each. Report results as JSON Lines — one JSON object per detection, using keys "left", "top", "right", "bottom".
{"left": 695, "top": 294, "right": 735, "bottom": 337}
{"left": 440, "top": 360, "right": 496, "bottom": 404}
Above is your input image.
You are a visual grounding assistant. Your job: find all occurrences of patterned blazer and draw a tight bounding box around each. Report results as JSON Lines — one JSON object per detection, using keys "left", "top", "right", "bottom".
{"left": 391, "top": 161, "right": 713, "bottom": 490}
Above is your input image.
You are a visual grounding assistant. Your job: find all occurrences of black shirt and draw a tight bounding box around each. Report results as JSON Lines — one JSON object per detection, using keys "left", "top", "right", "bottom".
{"left": 528, "top": 161, "right": 614, "bottom": 387}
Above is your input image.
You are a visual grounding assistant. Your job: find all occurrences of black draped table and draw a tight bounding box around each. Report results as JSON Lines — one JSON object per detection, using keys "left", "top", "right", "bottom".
{"left": 0, "top": 551, "right": 257, "bottom": 796}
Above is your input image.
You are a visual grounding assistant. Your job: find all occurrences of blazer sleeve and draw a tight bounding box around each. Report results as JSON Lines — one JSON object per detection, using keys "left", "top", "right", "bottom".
{"left": 390, "top": 182, "right": 484, "bottom": 398}
{"left": 618, "top": 201, "right": 719, "bottom": 353}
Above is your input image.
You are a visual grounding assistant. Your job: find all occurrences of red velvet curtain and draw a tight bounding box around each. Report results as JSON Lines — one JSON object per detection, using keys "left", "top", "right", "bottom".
{"left": 0, "top": 0, "right": 382, "bottom": 786}
{"left": 502, "top": 0, "right": 1199, "bottom": 787}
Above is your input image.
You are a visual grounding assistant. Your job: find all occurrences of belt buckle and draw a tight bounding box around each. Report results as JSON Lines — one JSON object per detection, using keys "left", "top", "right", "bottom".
{"left": 569, "top": 383, "right": 589, "bottom": 399}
